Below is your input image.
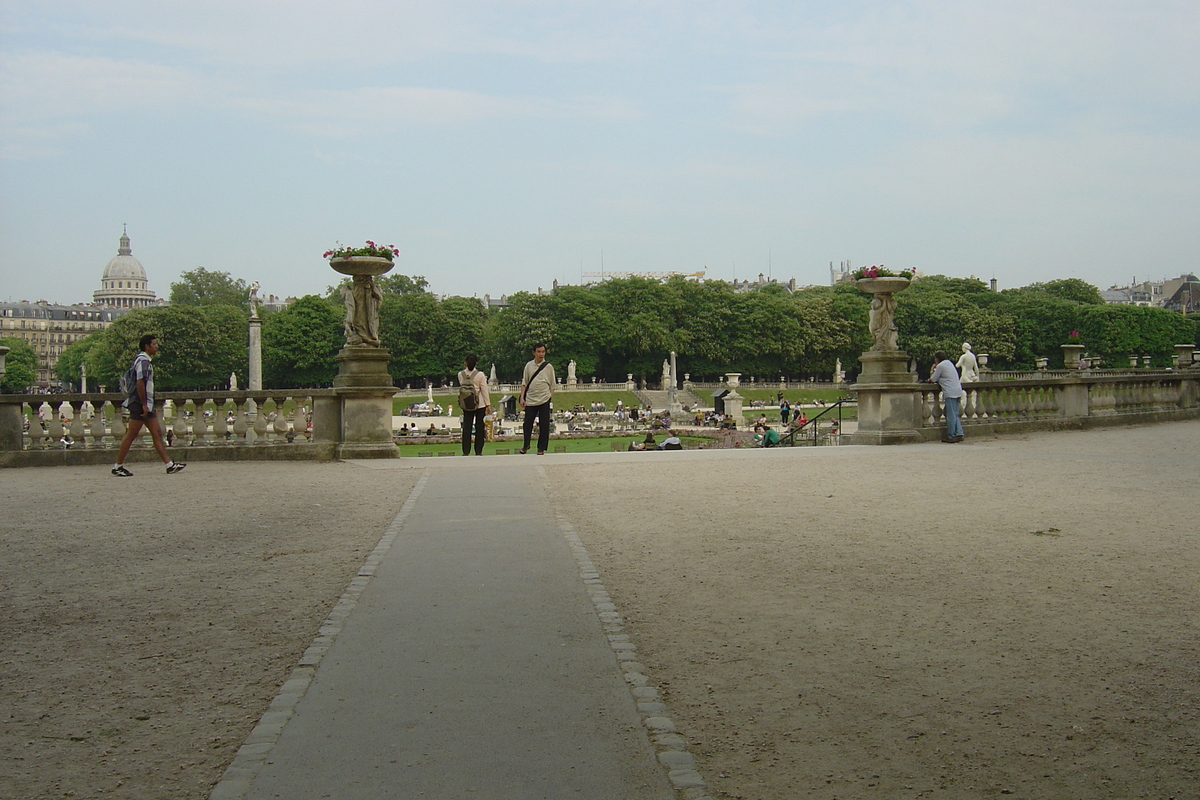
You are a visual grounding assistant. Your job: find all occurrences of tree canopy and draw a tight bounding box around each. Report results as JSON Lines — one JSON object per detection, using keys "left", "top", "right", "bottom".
{"left": 1, "top": 338, "right": 38, "bottom": 392}
{"left": 54, "top": 269, "right": 1199, "bottom": 390}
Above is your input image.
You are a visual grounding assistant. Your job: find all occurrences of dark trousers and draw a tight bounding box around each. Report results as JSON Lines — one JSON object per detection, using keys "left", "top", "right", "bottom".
{"left": 462, "top": 408, "right": 486, "bottom": 455}
{"left": 522, "top": 401, "right": 551, "bottom": 453}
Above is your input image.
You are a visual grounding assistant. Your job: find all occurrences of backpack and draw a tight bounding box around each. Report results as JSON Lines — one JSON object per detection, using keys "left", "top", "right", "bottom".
{"left": 119, "top": 353, "right": 146, "bottom": 399}
{"left": 458, "top": 371, "right": 478, "bottom": 411}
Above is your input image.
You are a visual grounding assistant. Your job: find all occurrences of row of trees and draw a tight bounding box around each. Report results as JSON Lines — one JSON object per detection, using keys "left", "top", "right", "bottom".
{"left": 49, "top": 269, "right": 1199, "bottom": 392}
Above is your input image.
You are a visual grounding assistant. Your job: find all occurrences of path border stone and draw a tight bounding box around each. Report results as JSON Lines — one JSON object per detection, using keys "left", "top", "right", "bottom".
{"left": 539, "top": 466, "right": 716, "bottom": 800}
{"left": 206, "top": 471, "right": 431, "bottom": 800}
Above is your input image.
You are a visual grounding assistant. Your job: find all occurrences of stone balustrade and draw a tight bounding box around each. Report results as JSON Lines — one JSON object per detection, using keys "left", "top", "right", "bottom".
{"left": 919, "top": 371, "right": 1200, "bottom": 437}
{"left": 0, "top": 390, "right": 340, "bottom": 466}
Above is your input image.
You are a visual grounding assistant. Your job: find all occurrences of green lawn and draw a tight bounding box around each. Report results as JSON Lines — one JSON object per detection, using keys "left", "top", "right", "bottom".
{"left": 395, "top": 434, "right": 709, "bottom": 457}
{"left": 725, "top": 386, "right": 854, "bottom": 406}
{"left": 394, "top": 390, "right": 641, "bottom": 415}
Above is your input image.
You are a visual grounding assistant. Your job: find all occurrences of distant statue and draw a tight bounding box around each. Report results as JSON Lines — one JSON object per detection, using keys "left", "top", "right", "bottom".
{"left": 229, "top": 372, "right": 238, "bottom": 390}
{"left": 248, "top": 281, "right": 261, "bottom": 317}
{"left": 868, "top": 293, "right": 900, "bottom": 350}
{"left": 957, "top": 342, "right": 980, "bottom": 382}
{"left": 340, "top": 275, "right": 384, "bottom": 347}
{"left": 489, "top": 363, "right": 498, "bottom": 386}
{"left": 568, "top": 360, "right": 577, "bottom": 381}
{"left": 661, "top": 359, "right": 671, "bottom": 389}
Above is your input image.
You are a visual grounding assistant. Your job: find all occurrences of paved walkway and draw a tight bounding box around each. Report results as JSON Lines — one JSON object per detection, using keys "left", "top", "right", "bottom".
{"left": 212, "top": 461, "right": 681, "bottom": 800}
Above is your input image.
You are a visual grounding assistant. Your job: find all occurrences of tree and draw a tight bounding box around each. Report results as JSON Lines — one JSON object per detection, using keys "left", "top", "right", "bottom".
{"left": 0, "top": 338, "right": 38, "bottom": 392}
{"left": 377, "top": 273, "right": 430, "bottom": 296}
{"left": 1032, "top": 278, "right": 1104, "bottom": 306}
{"left": 90, "top": 305, "right": 248, "bottom": 390}
{"left": 170, "top": 267, "right": 250, "bottom": 309}
{"left": 895, "top": 277, "right": 1016, "bottom": 368}
{"left": 262, "top": 295, "right": 344, "bottom": 387}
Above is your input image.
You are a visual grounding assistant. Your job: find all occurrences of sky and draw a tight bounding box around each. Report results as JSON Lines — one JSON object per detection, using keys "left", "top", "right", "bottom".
{"left": 1, "top": 1, "right": 1197, "bottom": 306}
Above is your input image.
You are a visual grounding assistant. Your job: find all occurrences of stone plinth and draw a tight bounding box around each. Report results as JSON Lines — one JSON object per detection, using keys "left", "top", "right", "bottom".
{"left": 333, "top": 347, "right": 398, "bottom": 459}
{"left": 844, "top": 350, "right": 923, "bottom": 445}
{"left": 723, "top": 390, "right": 745, "bottom": 427}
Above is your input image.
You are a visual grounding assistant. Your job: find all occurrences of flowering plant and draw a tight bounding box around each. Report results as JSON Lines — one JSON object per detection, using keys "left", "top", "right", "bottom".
{"left": 1066, "top": 330, "right": 1082, "bottom": 344}
{"left": 852, "top": 265, "right": 914, "bottom": 280}
{"left": 323, "top": 240, "right": 399, "bottom": 261}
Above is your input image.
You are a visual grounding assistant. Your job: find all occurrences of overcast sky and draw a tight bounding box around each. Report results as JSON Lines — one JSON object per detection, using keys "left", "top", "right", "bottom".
{"left": 1, "top": 1, "right": 1197, "bottom": 305}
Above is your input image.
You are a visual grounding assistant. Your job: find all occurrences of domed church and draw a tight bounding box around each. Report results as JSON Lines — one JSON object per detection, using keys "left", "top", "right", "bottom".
{"left": 92, "top": 227, "right": 158, "bottom": 308}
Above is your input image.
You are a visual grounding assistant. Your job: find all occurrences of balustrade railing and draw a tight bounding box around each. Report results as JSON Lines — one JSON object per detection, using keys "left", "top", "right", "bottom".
{"left": 918, "top": 371, "right": 1197, "bottom": 432}
{"left": 6, "top": 390, "right": 335, "bottom": 452}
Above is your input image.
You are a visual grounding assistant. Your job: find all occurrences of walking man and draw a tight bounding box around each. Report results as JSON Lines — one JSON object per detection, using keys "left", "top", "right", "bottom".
{"left": 111, "top": 334, "right": 186, "bottom": 475}
{"left": 457, "top": 353, "right": 491, "bottom": 456}
{"left": 927, "top": 350, "right": 965, "bottom": 443}
{"left": 518, "top": 343, "right": 555, "bottom": 455}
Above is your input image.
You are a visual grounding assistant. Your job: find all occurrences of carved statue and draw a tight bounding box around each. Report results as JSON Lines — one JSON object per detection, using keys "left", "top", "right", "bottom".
{"left": 229, "top": 372, "right": 238, "bottom": 390}
{"left": 340, "top": 275, "right": 384, "bottom": 347}
{"left": 868, "top": 292, "right": 900, "bottom": 350}
{"left": 957, "top": 342, "right": 980, "bottom": 383}
{"left": 568, "top": 360, "right": 577, "bottom": 380}
{"left": 248, "top": 281, "right": 261, "bottom": 317}
{"left": 661, "top": 359, "right": 672, "bottom": 389}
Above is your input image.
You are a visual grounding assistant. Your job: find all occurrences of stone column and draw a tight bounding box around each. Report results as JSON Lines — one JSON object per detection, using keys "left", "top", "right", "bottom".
{"left": 248, "top": 315, "right": 263, "bottom": 390}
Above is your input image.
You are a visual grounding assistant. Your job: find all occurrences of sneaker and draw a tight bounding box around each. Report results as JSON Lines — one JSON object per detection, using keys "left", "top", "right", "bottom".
{"left": 111, "top": 465, "right": 133, "bottom": 477}
{"left": 166, "top": 462, "right": 187, "bottom": 474}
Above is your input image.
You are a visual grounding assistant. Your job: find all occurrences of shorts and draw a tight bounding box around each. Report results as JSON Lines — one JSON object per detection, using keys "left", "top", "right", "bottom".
{"left": 127, "top": 400, "right": 156, "bottom": 422}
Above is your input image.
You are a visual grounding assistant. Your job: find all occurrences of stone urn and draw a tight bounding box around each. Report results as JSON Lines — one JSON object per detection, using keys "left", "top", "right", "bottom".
{"left": 330, "top": 256, "right": 395, "bottom": 276}
{"left": 855, "top": 276, "right": 911, "bottom": 295}
{"left": 1061, "top": 343, "right": 1084, "bottom": 369}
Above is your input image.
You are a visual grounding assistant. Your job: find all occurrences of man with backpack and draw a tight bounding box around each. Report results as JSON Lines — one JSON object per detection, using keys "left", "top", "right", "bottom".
{"left": 457, "top": 353, "right": 491, "bottom": 456}
{"left": 111, "top": 334, "right": 186, "bottom": 476}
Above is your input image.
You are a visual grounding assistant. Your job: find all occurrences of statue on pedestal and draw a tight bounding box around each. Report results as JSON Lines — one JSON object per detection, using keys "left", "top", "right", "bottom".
{"left": 661, "top": 359, "right": 671, "bottom": 390}
{"left": 868, "top": 293, "right": 900, "bottom": 350}
{"left": 248, "top": 281, "right": 261, "bottom": 317}
{"left": 340, "top": 275, "right": 383, "bottom": 347}
{"left": 568, "top": 360, "right": 577, "bottom": 381}
{"left": 957, "top": 342, "right": 980, "bottom": 383}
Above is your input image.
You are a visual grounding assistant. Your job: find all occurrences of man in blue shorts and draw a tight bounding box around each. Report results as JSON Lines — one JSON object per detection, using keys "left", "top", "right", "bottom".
{"left": 111, "top": 334, "right": 186, "bottom": 476}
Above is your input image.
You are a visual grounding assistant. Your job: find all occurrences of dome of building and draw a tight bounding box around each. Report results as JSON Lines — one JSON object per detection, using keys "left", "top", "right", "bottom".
{"left": 93, "top": 228, "right": 158, "bottom": 309}
{"left": 101, "top": 231, "right": 148, "bottom": 282}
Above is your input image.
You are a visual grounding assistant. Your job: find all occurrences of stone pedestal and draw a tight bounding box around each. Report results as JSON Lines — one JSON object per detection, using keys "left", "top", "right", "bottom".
{"left": 723, "top": 391, "right": 745, "bottom": 427}
{"left": 333, "top": 347, "right": 398, "bottom": 459}
{"left": 844, "top": 350, "right": 923, "bottom": 445}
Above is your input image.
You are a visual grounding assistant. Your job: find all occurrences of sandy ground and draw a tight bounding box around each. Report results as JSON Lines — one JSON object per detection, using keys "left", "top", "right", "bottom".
{"left": 545, "top": 422, "right": 1200, "bottom": 799}
{"left": 2, "top": 422, "right": 1197, "bottom": 800}
{"left": 0, "top": 463, "right": 415, "bottom": 800}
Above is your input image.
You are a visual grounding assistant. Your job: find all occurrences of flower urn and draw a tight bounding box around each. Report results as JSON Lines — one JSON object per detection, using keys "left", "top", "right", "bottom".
{"left": 329, "top": 256, "right": 395, "bottom": 277}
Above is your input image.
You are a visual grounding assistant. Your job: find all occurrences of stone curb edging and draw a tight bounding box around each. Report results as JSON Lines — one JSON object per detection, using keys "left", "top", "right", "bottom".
{"left": 206, "top": 470, "right": 432, "bottom": 800}
{"left": 537, "top": 466, "right": 716, "bottom": 800}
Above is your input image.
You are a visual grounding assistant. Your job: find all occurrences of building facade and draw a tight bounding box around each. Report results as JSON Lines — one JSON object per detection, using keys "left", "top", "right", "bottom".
{"left": 0, "top": 302, "right": 123, "bottom": 388}
{"left": 92, "top": 228, "right": 158, "bottom": 308}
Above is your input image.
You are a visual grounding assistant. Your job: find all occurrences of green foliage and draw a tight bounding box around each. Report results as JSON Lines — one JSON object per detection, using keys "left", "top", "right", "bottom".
{"left": 84, "top": 305, "right": 248, "bottom": 390}
{"left": 895, "top": 277, "right": 1016, "bottom": 366}
{"left": 377, "top": 273, "right": 430, "bottom": 296}
{"left": 55, "top": 336, "right": 101, "bottom": 389}
{"left": 0, "top": 338, "right": 38, "bottom": 392}
{"left": 1030, "top": 278, "right": 1105, "bottom": 305}
{"left": 262, "top": 295, "right": 345, "bottom": 387}
{"left": 170, "top": 267, "right": 250, "bottom": 309}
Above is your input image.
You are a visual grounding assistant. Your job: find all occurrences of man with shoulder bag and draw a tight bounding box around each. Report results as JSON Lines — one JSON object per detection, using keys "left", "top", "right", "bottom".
{"left": 518, "top": 343, "right": 555, "bottom": 455}
{"left": 457, "top": 353, "right": 491, "bottom": 456}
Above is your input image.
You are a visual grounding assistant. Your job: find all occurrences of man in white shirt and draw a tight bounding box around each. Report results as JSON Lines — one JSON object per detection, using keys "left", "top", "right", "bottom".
{"left": 518, "top": 343, "right": 555, "bottom": 455}
{"left": 927, "top": 350, "right": 965, "bottom": 443}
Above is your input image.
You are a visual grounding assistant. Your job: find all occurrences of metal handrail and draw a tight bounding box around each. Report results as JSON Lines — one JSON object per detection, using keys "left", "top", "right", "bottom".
{"left": 779, "top": 399, "right": 849, "bottom": 447}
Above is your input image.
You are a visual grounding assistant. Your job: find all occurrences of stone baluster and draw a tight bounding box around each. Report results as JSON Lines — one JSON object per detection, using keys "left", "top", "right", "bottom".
{"left": 26, "top": 405, "right": 45, "bottom": 449}
{"left": 232, "top": 399, "right": 250, "bottom": 442}
{"left": 272, "top": 397, "right": 290, "bottom": 441}
{"left": 90, "top": 400, "right": 109, "bottom": 447}
{"left": 170, "top": 399, "right": 189, "bottom": 443}
{"left": 67, "top": 400, "right": 87, "bottom": 447}
{"left": 45, "top": 400, "right": 66, "bottom": 445}
{"left": 252, "top": 396, "right": 269, "bottom": 443}
{"left": 189, "top": 398, "right": 211, "bottom": 445}
{"left": 212, "top": 398, "right": 229, "bottom": 443}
